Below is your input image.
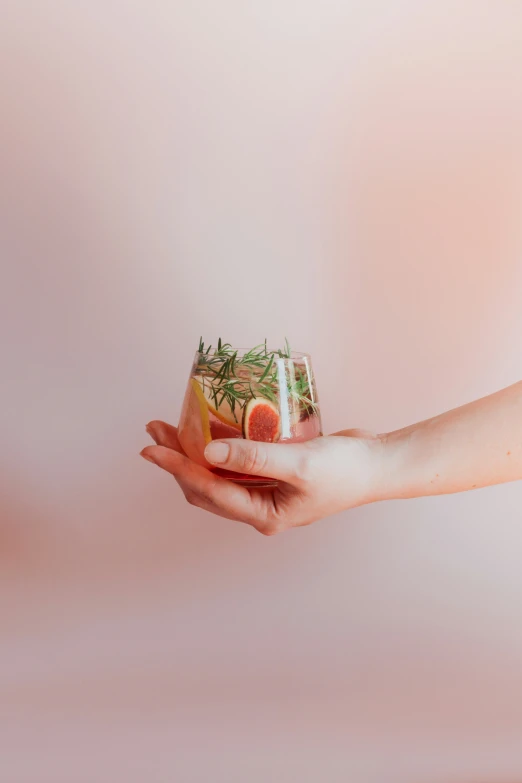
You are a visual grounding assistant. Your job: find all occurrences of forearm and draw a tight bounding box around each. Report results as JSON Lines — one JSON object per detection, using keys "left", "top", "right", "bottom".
{"left": 380, "top": 381, "right": 522, "bottom": 500}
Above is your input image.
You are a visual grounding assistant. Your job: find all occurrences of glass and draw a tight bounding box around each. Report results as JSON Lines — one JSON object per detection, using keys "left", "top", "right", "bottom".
{"left": 177, "top": 342, "right": 323, "bottom": 488}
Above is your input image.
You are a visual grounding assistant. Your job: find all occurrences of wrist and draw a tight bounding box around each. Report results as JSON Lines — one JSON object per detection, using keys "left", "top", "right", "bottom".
{"left": 355, "top": 430, "right": 408, "bottom": 506}
{"left": 373, "top": 426, "right": 419, "bottom": 502}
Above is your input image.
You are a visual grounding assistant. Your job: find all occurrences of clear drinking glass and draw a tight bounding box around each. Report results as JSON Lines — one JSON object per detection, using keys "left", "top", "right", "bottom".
{"left": 177, "top": 340, "right": 323, "bottom": 488}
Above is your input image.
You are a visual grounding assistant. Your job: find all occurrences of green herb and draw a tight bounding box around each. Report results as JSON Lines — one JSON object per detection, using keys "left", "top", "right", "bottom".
{"left": 195, "top": 337, "right": 319, "bottom": 422}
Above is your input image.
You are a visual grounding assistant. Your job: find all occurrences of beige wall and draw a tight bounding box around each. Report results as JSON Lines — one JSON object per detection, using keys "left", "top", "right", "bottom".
{"left": 1, "top": 1, "right": 522, "bottom": 780}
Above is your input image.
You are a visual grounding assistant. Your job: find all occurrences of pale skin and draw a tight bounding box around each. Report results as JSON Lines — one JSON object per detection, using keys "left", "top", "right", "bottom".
{"left": 140, "top": 381, "right": 522, "bottom": 536}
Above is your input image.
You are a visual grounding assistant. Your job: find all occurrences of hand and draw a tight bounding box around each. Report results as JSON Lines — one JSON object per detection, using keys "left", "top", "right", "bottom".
{"left": 140, "top": 421, "right": 386, "bottom": 535}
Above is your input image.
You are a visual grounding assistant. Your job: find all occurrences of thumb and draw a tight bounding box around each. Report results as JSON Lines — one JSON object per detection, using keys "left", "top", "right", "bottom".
{"left": 204, "top": 439, "right": 305, "bottom": 483}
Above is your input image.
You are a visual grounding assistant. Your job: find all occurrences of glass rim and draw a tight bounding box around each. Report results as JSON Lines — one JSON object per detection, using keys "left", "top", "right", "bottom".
{"left": 194, "top": 347, "right": 312, "bottom": 361}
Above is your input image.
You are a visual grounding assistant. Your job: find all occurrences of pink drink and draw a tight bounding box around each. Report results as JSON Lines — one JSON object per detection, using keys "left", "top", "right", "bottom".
{"left": 207, "top": 406, "right": 322, "bottom": 485}
{"left": 178, "top": 340, "right": 322, "bottom": 488}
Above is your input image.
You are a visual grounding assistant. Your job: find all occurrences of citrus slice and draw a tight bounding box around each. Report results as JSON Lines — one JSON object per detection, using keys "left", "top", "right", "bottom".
{"left": 194, "top": 378, "right": 242, "bottom": 431}
{"left": 178, "top": 378, "right": 213, "bottom": 467}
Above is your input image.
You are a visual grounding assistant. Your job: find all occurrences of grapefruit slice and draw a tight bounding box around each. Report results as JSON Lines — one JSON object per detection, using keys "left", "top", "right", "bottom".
{"left": 178, "top": 378, "right": 213, "bottom": 467}
{"left": 242, "top": 396, "right": 281, "bottom": 443}
{"left": 194, "top": 377, "right": 242, "bottom": 430}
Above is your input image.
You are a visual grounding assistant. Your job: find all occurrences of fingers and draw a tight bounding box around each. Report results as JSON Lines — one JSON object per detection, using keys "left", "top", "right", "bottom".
{"left": 146, "top": 420, "right": 184, "bottom": 453}
{"left": 140, "top": 445, "right": 263, "bottom": 530}
{"left": 203, "top": 439, "right": 308, "bottom": 484}
{"left": 175, "top": 475, "right": 253, "bottom": 524}
{"left": 145, "top": 421, "right": 310, "bottom": 484}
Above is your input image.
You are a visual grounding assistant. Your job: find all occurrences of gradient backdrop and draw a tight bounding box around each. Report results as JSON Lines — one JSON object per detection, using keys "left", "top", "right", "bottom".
{"left": 1, "top": 1, "right": 522, "bottom": 781}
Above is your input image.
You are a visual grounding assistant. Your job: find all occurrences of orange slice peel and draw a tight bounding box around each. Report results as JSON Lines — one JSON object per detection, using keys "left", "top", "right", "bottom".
{"left": 194, "top": 378, "right": 242, "bottom": 431}
{"left": 177, "top": 378, "right": 213, "bottom": 467}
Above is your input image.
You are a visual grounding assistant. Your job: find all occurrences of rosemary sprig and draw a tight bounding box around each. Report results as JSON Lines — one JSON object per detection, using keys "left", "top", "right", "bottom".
{"left": 195, "top": 336, "right": 319, "bottom": 422}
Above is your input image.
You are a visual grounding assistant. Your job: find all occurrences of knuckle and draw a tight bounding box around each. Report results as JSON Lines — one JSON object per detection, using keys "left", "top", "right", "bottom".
{"left": 185, "top": 490, "right": 200, "bottom": 507}
{"left": 184, "top": 480, "right": 219, "bottom": 509}
{"left": 239, "top": 444, "right": 268, "bottom": 475}
{"left": 294, "top": 451, "right": 315, "bottom": 484}
{"left": 259, "top": 521, "right": 280, "bottom": 537}
{"left": 197, "top": 481, "right": 218, "bottom": 507}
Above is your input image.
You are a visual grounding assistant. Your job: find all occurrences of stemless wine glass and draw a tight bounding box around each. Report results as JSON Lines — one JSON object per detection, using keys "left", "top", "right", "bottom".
{"left": 177, "top": 340, "right": 323, "bottom": 487}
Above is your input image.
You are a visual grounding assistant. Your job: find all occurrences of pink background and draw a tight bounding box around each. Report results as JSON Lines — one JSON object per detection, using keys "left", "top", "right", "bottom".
{"left": 1, "top": 1, "right": 522, "bottom": 780}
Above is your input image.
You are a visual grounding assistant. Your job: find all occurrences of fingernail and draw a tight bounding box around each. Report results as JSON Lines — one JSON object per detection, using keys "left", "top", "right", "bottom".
{"left": 140, "top": 449, "right": 157, "bottom": 464}
{"left": 204, "top": 441, "right": 230, "bottom": 464}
